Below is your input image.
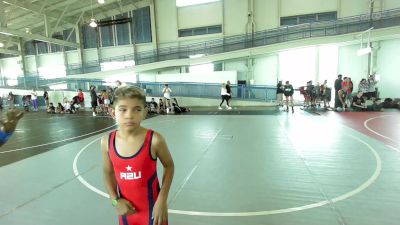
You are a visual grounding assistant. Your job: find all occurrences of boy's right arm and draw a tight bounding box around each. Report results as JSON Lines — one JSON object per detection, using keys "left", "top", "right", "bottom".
{"left": 101, "top": 136, "right": 136, "bottom": 215}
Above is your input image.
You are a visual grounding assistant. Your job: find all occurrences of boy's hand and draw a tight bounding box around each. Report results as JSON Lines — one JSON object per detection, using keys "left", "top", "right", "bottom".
{"left": 152, "top": 199, "right": 168, "bottom": 225}
{"left": 116, "top": 198, "right": 136, "bottom": 215}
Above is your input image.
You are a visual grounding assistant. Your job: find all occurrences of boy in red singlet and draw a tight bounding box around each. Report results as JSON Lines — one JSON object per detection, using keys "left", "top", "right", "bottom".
{"left": 101, "top": 86, "right": 174, "bottom": 225}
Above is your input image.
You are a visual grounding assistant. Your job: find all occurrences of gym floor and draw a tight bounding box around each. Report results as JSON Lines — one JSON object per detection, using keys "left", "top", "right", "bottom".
{"left": 0, "top": 107, "right": 399, "bottom": 225}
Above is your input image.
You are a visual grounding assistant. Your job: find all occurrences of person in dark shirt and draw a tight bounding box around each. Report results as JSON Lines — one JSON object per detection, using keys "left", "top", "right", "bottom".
{"left": 90, "top": 85, "right": 98, "bottom": 116}
{"left": 283, "top": 81, "right": 294, "bottom": 113}
{"left": 225, "top": 81, "right": 232, "bottom": 109}
{"left": 352, "top": 91, "right": 366, "bottom": 111}
{"left": 43, "top": 89, "right": 49, "bottom": 108}
{"left": 149, "top": 98, "right": 158, "bottom": 113}
{"left": 47, "top": 102, "right": 56, "bottom": 114}
{"left": 276, "top": 81, "right": 284, "bottom": 107}
{"left": 334, "top": 74, "right": 343, "bottom": 108}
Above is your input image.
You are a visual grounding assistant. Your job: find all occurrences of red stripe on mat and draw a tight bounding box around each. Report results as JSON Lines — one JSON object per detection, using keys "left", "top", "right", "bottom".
{"left": 323, "top": 111, "right": 400, "bottom": 150}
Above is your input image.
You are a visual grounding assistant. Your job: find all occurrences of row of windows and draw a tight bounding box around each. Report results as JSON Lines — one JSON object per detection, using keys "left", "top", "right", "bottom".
{"left": 21, "top": 7, "right": 152, "bottom": 56}
{"left": 178, "top": 25, "right": 222, "bottom": 37}
{"left": 281, "top": 11, "right": 337, "bottom": 26}
{"left": 83, "top": 7, "right": 152, "bottom": 49}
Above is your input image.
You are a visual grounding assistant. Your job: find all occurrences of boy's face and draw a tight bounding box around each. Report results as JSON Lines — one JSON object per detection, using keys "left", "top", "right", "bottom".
{"left": 112, "top": 97, "right": 146, "bottom": 131}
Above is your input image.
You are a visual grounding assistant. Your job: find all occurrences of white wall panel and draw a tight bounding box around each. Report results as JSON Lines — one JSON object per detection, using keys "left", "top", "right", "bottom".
{"left": 254, "top": 0, "right": 279, "bottom": 31}
{"left": 178, "top": 1, "right": 222, "bottom": 29}
{"left": 253, "top": 54, "right": 278, "bottom": 85}
{"left": 223, "top": 0, "right": 248, "bottom": 36}
{"left": 224, "top": 59, "right": 247, "bottom": 81}
{"left": 376, "top": 39, "right": 400, "bottom": 98}
{"left": 339, "top": 0, "right": 369, "bottom": 18}
{"left": 155, "top": 0, "right": 178, "bottom": 43}
{"left": 338, "top": 44, "right": 369, "bottom": 86}
{"left": 281, "top": 0, "right": 337, "bottom": 17}
{"left": 100, "top": 46, "right": 135, "bottom": 59}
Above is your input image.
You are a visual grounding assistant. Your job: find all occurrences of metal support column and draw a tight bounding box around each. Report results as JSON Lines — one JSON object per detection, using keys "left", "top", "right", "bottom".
{"left": 19, "top": 38, "right": 28, "bottom": 88}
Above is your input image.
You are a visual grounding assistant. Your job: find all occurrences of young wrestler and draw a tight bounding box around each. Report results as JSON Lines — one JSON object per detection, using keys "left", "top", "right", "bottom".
{"left": 101, "top": 86, "right": 174, "bottom": 225}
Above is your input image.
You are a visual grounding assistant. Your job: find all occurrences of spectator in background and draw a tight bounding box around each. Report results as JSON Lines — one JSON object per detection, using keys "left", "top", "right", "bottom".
{"left": 334, "top": 74, "right": 342, "bottom": 108}
{"left": 102, "top": 89, "right": 110, "bottom": 114}
{"left": 276, "top": 80, "right": 284, "bottom": 107}
{"left": 78, "top": 89, "right": 85, "bottom": 108}
{"left": 367, "top": 74, "right": 378, "bottom": 99}
{"left": 107, "top": 87, "right": 114, "bottom": 105}
{"left": 31, "top": 88, "right": 38, "bottom": 112}
{"left": 218, "top": 83, "right": 230, "bottom": 110}
{"left": 358, "top": 78, "right": 369, "bottom": 95}
{"left": 56, "top": 103, "right": 65, "bottom": 114}
{"left": 342, "top": 77, "right": 353, "bottom": 107}
{"left": 90, "top": 85, "right": 98, "bottom": 117}
{"left": 43, "top": 88, "right": 49, "bottom": 108}
{"left": 162, "top": 84, "right": 172, "bottom": 112}
{"left": 283, "top": 81, "right": 294, "bottom": 113}
{"left": 158, "top": 98, "right": 165, "bottom": 114}
{"left": 8, "top": 92, "right": 15, "bottom": 109}
{"left": 321, "top": 80, "right": 331, "bottom": 108}
{"left": 226, "top": 81, "right": 233, "bottom": 109}
{"left": 352, "top": 91, "right": 367, "bottom": 111}
{"left": 149, "top": 98, "right": 158, "bottom": 113}
{"left": 47, "top": 103, "right": 55, "bottom": 114}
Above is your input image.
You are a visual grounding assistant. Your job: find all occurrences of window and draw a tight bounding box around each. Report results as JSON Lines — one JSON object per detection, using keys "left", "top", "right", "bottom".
{"left": 281, "top": 16, "right": 298, "bottom": 26}
{"left": 36, "top": 41, "right": 49, "bottom": 54}
{"left": 116, "top": 13, "right": 131, "bottom": 46}
{"left": 178, "top": 29, "right": 193, "bottom": 37}
{"left": 317, "top": 12, "right": 337, "bottom": 21}
{"left": 178, "top": 25, "right": 222, "bottom": 37}
{"left": 299, "top": 14, "right": 316, "bottom": 24}
{"left": 176, "top": 0, "right": 220, "bottom": 7}
{"left": 50, "top": 32, "right": 63, "bottom": 53}
{"left": 100, "top": 17, "right": 115, "bottom": 47}
{"left": 208, "top": 25, "right": 222, "bottom": 34}
{"left": 63, "top": 28, "right": 77, "bottom": 51}
{"left": 132, "top": 7, "right": 152, "bottom": 44}
{"left": 24, "top": 41, "right": 36, "bottom": 55}
{"left": 280, "top": 12, "right": 337, "bottom": 26}
{"left": 82, "top": 25, "right": 98, "bottom": 49}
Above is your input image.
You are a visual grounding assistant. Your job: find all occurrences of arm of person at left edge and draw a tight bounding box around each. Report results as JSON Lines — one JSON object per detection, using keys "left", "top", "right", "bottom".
{"left": 151, "top": 132, "right": 174, "bottom": 225}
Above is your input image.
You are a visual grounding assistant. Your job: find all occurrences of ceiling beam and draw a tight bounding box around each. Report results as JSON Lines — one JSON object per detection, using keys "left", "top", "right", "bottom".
{"left": 0, "top": 48, "right": 20, "bottom": 55}
{"left": 25, "top": 0, "right": 148, "bottom": 33}
{"left": 0, "top": 1, "right": 7, "bottom": 28}
{"left": 0, "top": 27, "right": 78, "bottom": 48}
{"left": 3, "top": 0, "right": 77, "bottom": 26}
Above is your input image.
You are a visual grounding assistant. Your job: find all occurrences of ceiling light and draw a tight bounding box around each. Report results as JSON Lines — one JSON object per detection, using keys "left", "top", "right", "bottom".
{"left": 98, "top": 0, "right": 105, "bottom": 4}
{"left": 0, "top": 42, "right": 4, "bottom": 48}
{"left": 89, "top": 18, "right": 98, "bottom": 28}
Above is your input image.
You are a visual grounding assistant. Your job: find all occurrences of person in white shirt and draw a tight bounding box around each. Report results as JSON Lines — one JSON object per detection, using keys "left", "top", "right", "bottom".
{"left": 162, "top": 84, "right": 172, "bottom": 112}
{"left": 218, "top": 83, "right": 231, "bottom": 110}
{"left": 31, "top": 88, "right": 38, "bottom": 111}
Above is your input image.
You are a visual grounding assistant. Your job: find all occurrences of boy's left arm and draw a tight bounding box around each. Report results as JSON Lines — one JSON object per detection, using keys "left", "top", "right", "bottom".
{"left": 152, "top": 132, "right": 174, "bottom": 225}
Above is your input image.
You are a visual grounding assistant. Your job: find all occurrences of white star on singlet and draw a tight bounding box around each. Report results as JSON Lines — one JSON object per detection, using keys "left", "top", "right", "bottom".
{"left": 126, "top": 165, "right": 132, "bottom": 171}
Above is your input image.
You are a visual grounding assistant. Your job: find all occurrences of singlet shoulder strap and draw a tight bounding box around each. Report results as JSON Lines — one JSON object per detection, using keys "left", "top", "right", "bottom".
{"left": 108, "top": 130, "right": 117, "bottom": 153}
{"left": 145, "top": 129, "right": 156, "bottom": 161}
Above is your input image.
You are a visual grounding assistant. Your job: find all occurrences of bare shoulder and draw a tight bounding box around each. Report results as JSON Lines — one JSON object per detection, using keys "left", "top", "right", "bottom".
{"left": 151, "top": 131, "right": 166, "bottom": 146}
{"left": 100, "top": 134, "right": 110, "bottom": 152}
